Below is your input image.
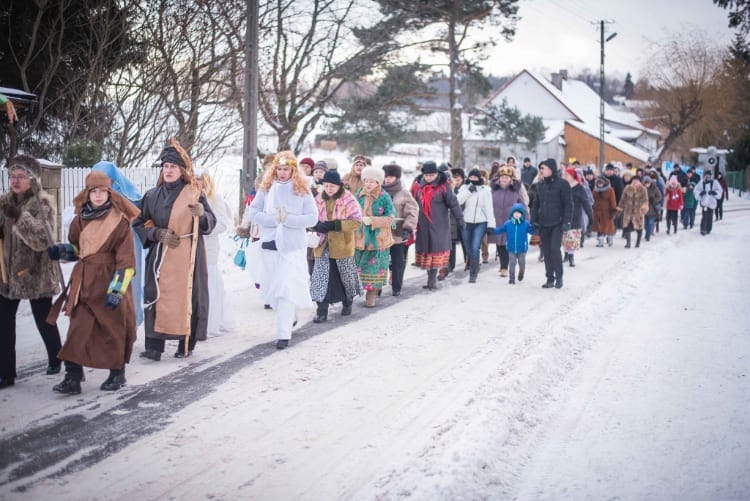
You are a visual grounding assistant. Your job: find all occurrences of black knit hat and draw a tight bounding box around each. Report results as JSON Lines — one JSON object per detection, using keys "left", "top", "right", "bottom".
{"left": 322, "top": 170, "right": 343, "bottom": 186}
{"left": 421, "top": 160, "right": 438, "bottom": 174}
{"left": 383, "top": 163, "right": 402, "bottom": 179}
{"left": 160, "top": 146, "right": 187, "bottom": 169}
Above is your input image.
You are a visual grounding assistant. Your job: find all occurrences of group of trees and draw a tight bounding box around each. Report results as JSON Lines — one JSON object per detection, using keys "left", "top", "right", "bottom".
{"left": 1, "top": 0, "right": 747, "bottom": 174}
{"left": 1, "top": 0, "right": 526, "bottom": 171}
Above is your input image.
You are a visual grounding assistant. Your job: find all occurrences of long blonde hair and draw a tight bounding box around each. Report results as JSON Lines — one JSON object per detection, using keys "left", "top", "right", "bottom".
{"left": 198, "top": 170, "right": 216, "bottom": 203}
{"left": 260, "top": 150, "right": 310, "bottom": 195}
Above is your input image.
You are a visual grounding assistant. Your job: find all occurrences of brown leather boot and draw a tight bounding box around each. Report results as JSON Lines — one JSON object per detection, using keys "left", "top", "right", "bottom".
{"left": 365, "top": 289, "right": 377, "bottom": 307}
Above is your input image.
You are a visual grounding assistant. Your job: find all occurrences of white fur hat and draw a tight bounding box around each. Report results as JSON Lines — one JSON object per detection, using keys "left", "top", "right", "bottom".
{"left": 361, "top": 165, "right": 384, "bottom": 184}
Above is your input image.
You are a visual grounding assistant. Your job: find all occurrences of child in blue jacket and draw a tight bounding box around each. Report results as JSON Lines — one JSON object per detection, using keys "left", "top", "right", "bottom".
{"left": 494, "top": 203, "right": 535, "bottom": 284}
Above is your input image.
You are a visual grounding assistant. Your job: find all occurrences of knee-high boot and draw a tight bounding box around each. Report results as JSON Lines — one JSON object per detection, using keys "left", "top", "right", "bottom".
{"left": 635, "top": 230, "right": 642, "bottom": 248}
{"left": 625, "top": 230, "right": 631, "bottom": 248}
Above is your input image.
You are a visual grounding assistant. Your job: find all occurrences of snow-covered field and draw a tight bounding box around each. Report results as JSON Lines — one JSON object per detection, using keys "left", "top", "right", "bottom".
{"left": 1, "top": 172, "right": 748, "bottom": 500}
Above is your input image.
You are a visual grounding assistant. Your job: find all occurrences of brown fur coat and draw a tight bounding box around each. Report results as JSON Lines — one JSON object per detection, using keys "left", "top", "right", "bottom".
{"left": 0, "top": 190, "right": 59, "bottom": 300}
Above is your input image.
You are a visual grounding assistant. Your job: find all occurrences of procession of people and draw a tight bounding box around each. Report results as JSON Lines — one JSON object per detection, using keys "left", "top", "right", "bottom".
{"left": 0, "top": 147, "right": 733, "bottom": 393}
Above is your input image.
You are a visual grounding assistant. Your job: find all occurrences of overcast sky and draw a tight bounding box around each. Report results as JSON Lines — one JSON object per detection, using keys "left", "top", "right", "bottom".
{"left": 483, "top": 0, "right": 738, "bottom": 80}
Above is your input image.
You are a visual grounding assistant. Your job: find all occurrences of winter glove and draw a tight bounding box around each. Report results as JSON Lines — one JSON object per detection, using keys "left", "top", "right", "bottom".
{"left": 2, "top": 204, "right": 20, "bottom": 220}
{"left": 104, "top": 268, "right": 134, "bottom": 310}
{"left": 47, "top": 243, "right": 78, "bottom": 261}
{"left": 276, "top": 205, "right": 287, "bottom": 224}
{"left": 362, "top": 216, "right": 372, "bottom": 226}
{"left": 468, "top": 184, "right": 477, "bottom": 193}
{"left": 401, "top": 229, "right": 411, "bottom": 240}
{"left": 699, "top": 191, "right": 706, "bottom": 197}
{"left": 188, "top": 203, "right": 205, "bottom": 217}
{"left": 708, "top": 190, "right": 716, "bottom": 196}
{"left": 486, "top": 227, "right": 495, "bottom": 235}
{"left": 154, "top": 228, "right": 180, "bottom": 249}
{"left": 235, "top": 226, "right": 251, "bottom": 239}
{"left": 563, "top": 222, "right": 572, "bottom": 231}
{"left": 532, "top": 222, "right": 541, "bottom": 232}
{"left": 313, "top": 221, "right": 336, "bottom": 233}
{"left": 104, "top": 292, "right": 123, "bottom": 310}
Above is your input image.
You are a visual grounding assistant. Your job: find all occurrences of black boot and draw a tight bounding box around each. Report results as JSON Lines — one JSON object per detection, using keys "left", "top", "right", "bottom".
{"left": 140, "top": 349, "right": 161, "bottom": 361}
{"left": 635, "top": 230, "right": 642, "bottom": 248}
{"left": 341, "top": 298, "right": 352, "bottom": 316}
{"left": 313, "top": 302, "right": 328, "bottom": 323}
{"left": 468, "top": 258, "right": 479, "bottom": 283}
{"left": 542, "top": 278, "right": 555, "bottom": 288}
{"left": 53, "top": 374, "right": 82, "bottom": 395}
{"left": 518, "top": 267, "right": 525, "bottom": 282}
{"left": 568, "top": 254, "right": 575, "bottom": 267}
{"left": 101, "top": 368, "right": 126, "bottom": 391}
{"left": 554, "top": 276, "right": 563, "bottom": 289}
{"left": 624, "top": 231, "right": 631, "bottom": 248}
{"left": 423, "top": 269, "right": 438, "bottom": 290}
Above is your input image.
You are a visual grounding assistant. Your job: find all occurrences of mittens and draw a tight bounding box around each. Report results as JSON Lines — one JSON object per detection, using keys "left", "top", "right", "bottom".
{"left": 188, "top": 203, "right": 205, "bottom": 217}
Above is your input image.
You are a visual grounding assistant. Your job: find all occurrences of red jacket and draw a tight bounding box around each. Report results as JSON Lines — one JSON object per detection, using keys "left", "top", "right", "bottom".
{"left": 665, "top": 187, "right": 684, "bottom": 211}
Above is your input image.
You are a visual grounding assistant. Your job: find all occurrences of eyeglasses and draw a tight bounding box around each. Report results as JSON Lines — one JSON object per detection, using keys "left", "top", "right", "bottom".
{"left": 9, "top": 174, "right": 29, "bottom": 181}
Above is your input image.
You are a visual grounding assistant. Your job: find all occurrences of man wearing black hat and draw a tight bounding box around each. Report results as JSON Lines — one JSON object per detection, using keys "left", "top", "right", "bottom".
{"left": 531, "top": 158, "right": 572, "bottom": 289}
{"left": 133, "top": 142, "right": 217, "bottom": 360}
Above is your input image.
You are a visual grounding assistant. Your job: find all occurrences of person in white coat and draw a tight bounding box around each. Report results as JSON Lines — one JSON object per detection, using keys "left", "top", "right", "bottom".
{"left": 456, "top": 168, "right": 496, "bottom": 283}
{"left": 695, "top": 170, "right": 723, "bottom": 236}
{"left": 248, "top": 151, "right": 318, "bottom": 349}
{"left": 196, "top": 169, "right": 233, "bottom": 337}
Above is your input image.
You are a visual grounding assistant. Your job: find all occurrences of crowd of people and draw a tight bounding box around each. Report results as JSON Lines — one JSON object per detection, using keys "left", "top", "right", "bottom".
{"left": 0, "top": 149, "right": 730, "bottom": 393}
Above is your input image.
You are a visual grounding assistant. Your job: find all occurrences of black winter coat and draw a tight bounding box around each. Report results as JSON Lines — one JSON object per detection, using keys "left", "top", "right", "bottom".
{"left": 570, "top": 183, "right": 594, "bottom": 230}
{"left": 606, "top": 173, "right": 624, "bottom": 203}
{"left": 531, "top": 173, "right": 572, "bottom": 229}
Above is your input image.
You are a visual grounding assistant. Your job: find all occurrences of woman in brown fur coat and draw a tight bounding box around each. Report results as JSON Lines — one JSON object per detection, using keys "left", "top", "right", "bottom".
{"left": 592, "top": 176, "right": 617, "bottom": 247}
{"left": 617, "top": 176, "right": 649, "bottom": 248}
{"left": 0, "top": 155, "right": 62, "bottom": 389}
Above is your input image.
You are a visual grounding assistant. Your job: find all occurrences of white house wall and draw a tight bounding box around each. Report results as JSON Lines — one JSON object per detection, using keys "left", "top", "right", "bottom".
{"left": 488, "top": 72, "right": 578, "bottom": 121}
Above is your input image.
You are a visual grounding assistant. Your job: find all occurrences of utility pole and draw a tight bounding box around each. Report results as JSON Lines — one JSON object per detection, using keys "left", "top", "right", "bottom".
{"left": 599, "top": 20, "right": 616, "bottom": 168}
{"left": 242, "top": 0, "right": 259, "bottom": 204}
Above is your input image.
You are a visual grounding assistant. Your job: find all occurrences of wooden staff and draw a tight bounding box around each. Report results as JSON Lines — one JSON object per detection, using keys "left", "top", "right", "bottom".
{"left": 0, "top": 239, "right": 8, "bottom": 284}
{"left": 184, "top": 213, "right": 199, "bottom": 355}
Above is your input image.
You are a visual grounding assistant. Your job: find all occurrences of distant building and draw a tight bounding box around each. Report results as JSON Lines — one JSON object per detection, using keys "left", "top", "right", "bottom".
{"left": 464, "top": 69, "right": 660, "bottom": 168}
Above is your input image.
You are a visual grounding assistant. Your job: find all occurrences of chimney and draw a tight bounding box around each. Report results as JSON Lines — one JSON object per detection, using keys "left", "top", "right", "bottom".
{"left": 559, "top": 69, "right": 568, "bottom": 80}
{"left": 550, "top": 72, "right": 562, "bottom": 90}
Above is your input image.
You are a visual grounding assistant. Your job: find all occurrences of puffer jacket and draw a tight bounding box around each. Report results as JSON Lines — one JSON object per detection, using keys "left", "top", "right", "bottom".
{"left": 530, "top": 171, "right": 573, "bottom": 229}
{"left": 456, "top": 182, "right": 496, "bottom": 229}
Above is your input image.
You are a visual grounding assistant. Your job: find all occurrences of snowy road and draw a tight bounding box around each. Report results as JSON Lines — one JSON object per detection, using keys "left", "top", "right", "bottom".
{"left": 1, "top": 199, "right": 748, "bottom": 500}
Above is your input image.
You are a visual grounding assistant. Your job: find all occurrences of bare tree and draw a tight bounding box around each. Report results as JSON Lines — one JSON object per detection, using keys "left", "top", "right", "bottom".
{"left": 0, "top": 0, "right": 136, "bottom": 161}
{"left": 370, "top": 0, "right": 519, "bottom": 168}
{"left": 247, "top": 0, "right": 400, "bottom": 154}
{"left": 102, "top": 0, "right": 245, "bottom": 167}
{"left": 640, "top": 30, "right": 724, "bottom": 162}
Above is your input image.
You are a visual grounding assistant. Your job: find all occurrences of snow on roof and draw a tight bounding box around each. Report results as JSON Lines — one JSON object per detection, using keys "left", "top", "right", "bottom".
{"left": 565, "top": 120, "right": 650, "bottom": 162}
{"left": 0, "top": 86, "right": 36, "bottom": 100}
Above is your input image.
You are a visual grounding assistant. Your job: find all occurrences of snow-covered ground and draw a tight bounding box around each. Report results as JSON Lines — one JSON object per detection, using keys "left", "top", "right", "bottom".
{"left": 1, "top": 175, "right": 748, "bottom": 499}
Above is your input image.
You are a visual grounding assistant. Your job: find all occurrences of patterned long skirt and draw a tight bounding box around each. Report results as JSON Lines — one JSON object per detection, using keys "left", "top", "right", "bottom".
{"left": 355, "top": 249, "right": 390, "bottom": 290}
{"left": 310, "top": 248, "right": 363, "bottom": 303}
{"left": 415, "top": 250, "right": 450, "bottom": 270}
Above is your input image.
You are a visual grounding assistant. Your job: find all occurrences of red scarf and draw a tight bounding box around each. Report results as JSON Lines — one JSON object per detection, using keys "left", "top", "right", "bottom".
{"left": 417, "top": 182, "right": 446, "bottom": 223}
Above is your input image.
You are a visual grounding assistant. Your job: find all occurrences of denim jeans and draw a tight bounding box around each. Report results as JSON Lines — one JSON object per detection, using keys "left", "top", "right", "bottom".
{"left": 462, "top": 222, "right": 488, "bottom": 262}
{"left": 644, "top": 216, "right": 655, "bottom": 240}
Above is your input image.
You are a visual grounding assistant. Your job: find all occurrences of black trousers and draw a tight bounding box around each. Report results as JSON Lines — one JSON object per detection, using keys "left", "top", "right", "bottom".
{"left": 0, "top": 295, "right": 62, "bottom": 379}
{"left": 389, "top": 242, "right": 407, "bottom": 293}
{"left": 539, "top": 225, "right": 563, "bottom": 281}
{"left": 716, "top": 198, "right": 724, "bottom": 220}
{"left": 700, "top": 208, "right": 714, "bottom": 234}
{"left": 145, "top": 312, "right": 199, "bottom": 354}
